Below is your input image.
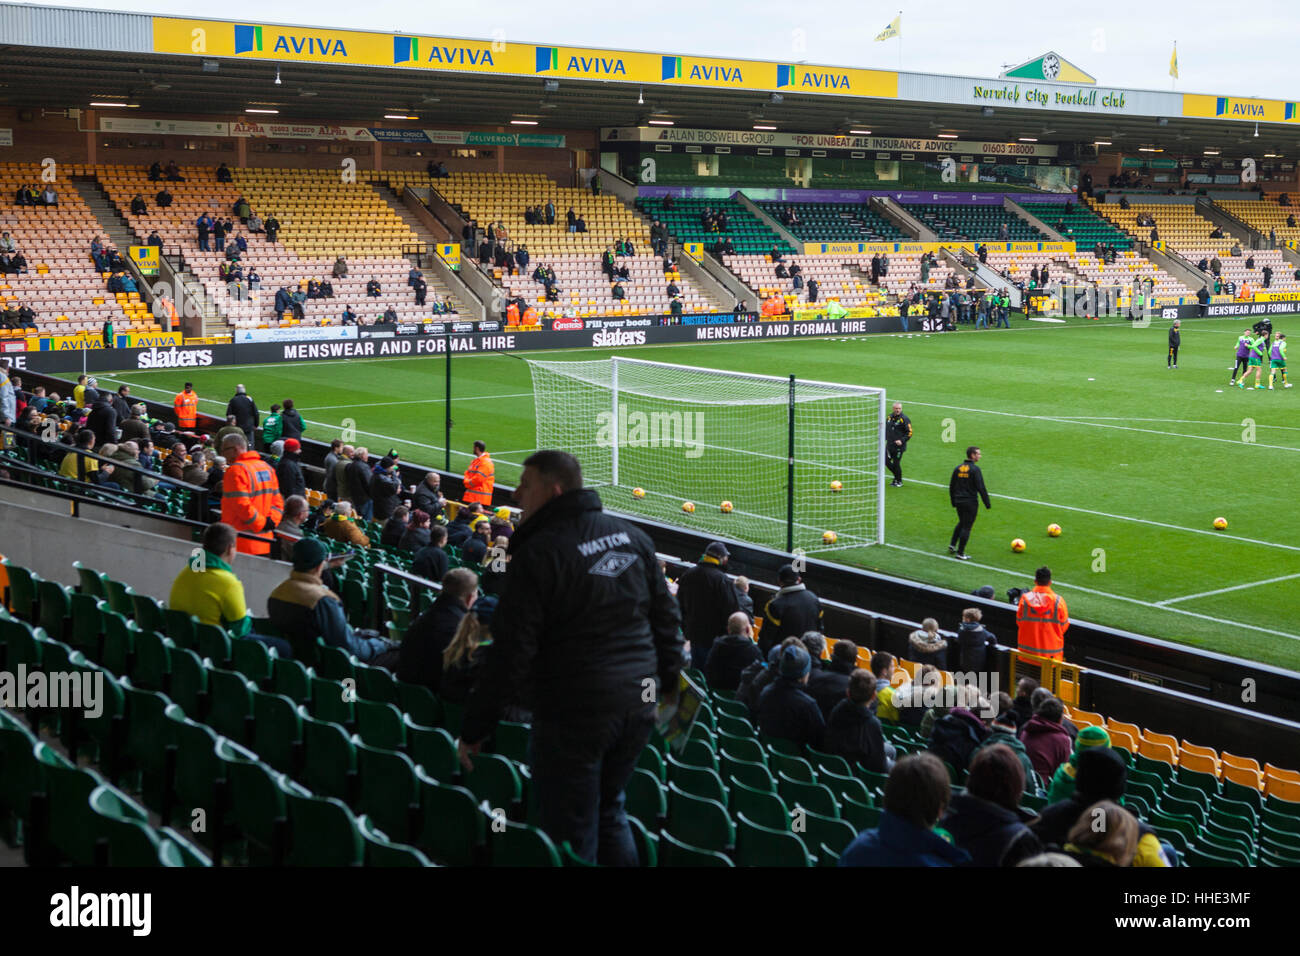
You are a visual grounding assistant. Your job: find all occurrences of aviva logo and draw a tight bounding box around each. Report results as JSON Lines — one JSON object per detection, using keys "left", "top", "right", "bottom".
{"left": 777, "top": 65, "right": 850, "bottom": 91}
{"left": 1287, "top": 103, "right": 1298, "bottom": 121}
{"left": 662, "top": 56, "right": 682, "bottom": 80}
{"left": 535, "top": 46, "right": 559, "bottom": 72}
{"left": 396, "top": 37, "right": 495, "bottom": 66}
{"left": 394, "top": 36, "right": 419, "bottom": 63}
{"left": 236, "top": 24, "right": 348, "bottom": 57}
{"left": 1216, "top": 97, "right": 1265, "bottom": 117}
{"left": 234, "top": 24, "right": 263, "bottom": 54}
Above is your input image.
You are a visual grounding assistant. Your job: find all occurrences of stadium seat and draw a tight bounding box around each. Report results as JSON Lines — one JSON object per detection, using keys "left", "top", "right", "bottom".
{"left": 285, "top": 790, "right": 364, "bottom": 866}
{"left": 666, "top": 782, "right": 735, "bottom": 852}
{"left": 658, "top": 829, "right": 735, "bottom": 867}
{"left": 735, "top": 813, "right": 815, "bottom": 867}
{"left": 354, "top": 741, "right": 420, "bottom": 843}
{"left": 491, "top": 821, "right": 561, "bottom": 867}
{"left": 357, "top": 815, "right": 435, "bottom": 867}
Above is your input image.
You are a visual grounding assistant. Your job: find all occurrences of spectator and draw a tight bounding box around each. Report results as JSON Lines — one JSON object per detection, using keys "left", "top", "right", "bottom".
{"left": 129, "top": 193, "right": 147, "bottom": 216}
{"left": 1046, "top": 725, "right": 1112, "bottom": 803}
{"left": 366, "top": 278, "right": 381, "bottom": 297}
{"left": 412, "top": 471, "right": 446, "bottom": 518}
{"left": 675, "top": 541, "right": 740, "bottom": 669}
{"left": 275, "top": 438, "right": 306, "bottom": 500}
{"left": 398, "top": 508, "right": 433, "bottom": 552}
{"left": 908, "top": 617, "right": 949, "bottom": 668}
{"left": 164, "top": 159, "right": 184, "bottom": 182}
{"left": 268, "top": 538, "right": 399, "bottom": 667}
{"left": 212, "top": 217, "right": 226, "bottom": 252}
{"left": 214, "top": 415, "right": 244, "bottom": 449}
{"left": 318, "top": 499, "right": 370, "bottom": 548}
{"left": 58, "top": 428, "right": 99, "bottom": 481}
{"left": 971, "top": 710, "right": 1038, "bottom": 796}
{"left": 439, "top": 596, "right": 506, "bottom": 706}
{"left": 277, "top": 494, "right": 310, "bottom": 542}
{"left": 761, "top": 563, "right": 823, "bottom": 654}
{"left": 119, "top": 404, "right": 150, "bottom": 444}
{"left": 86, "top": 391, "right": 119, "bottom": 447}
{"left": 461, "top": 517, "right": 491, "bottom": 566}
{"left": 755, "top": 643, "right": 825, "bottom": 750}
{"left": 169, "top": 522, "right": 290, "bottom": 657}
{"left": 938, "top": 744, "right": 1043, "bottom": 866}
{"left": 1032, "top": 748, "right": 1170, "bottom": 867}
{"left": 1020, "top": 695, "right": 1073, "bottom": 780}
{"left": 839, "top": 753, "right": 970, "bottom": 866}
{"left": 927, "top": 684, "right": 991, "bottom": 774}
{"left": 806, "top": 638, "right": 857, "bottom": 720}
{"left": 216, "top": 162, "right": 233, "bottom": 183}
{"left": 956, "top": 607, "right": 998, "bottom": 674}
{"left": 381, "top": 504, "right": 411, "bottom": 548}
{"left": 870, "top": 651, "right": 901, "bottom": 721}
{"left": 148, "top": 161, "right": 162, "bottom": 182}
{"left": 1061, "top": 801, "right": 1139, "bottom": 867}
{"left": 1010, "top": 677, "right": 1038, "bottom": 728}
{"left": 225, "top": 384, "right": 259, "bottom": 445}
{"left": 703, "top": 611, "right": 762, "bottom": 692}
{"left": 412, "top": 524, "right": 451, "bottom": 583}
{"left": 824, "top": 668, "right": 891, "bottom": 773}
{"left": 458, "top": 450, "right": 683, "bottom": 865}
{"left": 279, "top": 399, "right": 305, "bottom": 441}
{"left": 40, "top": 185, "right": 57, "bottom": 207}
{"left": 233, "top": 196, "right": 251, "bottom": 223}
{"left": 370, "top": 456, "right": 402, "bottom": 521}
{"left": 343, "top": 446, "right": 373, "bottom": 519}
{"left": 264, "top": 215, "right": 280, "bottom": 244}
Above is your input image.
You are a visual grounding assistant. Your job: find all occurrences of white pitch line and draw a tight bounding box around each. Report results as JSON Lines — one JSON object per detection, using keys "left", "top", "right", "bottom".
{"left": 896, "top": 475, "right": 1300, "bottom": 554}
{"left": 883, "top": 543, "right": 1300, "bottom": 644}
{"left": 304, "top": 392, "right": 533, "bottom": 411}
{"left": 1155, "top": 572, "right": 1300, "bottom": 606}
{"left": 1054, "top": 416, "right": 1300, "bottom": 432}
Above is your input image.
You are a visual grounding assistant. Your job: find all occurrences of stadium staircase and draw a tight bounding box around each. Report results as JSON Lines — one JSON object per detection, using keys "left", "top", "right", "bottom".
{"left": 75, "top": 179, "right": 226, "bottom": 336}
{"left": 367, "top": 183, "right": 468, "bottom": 317}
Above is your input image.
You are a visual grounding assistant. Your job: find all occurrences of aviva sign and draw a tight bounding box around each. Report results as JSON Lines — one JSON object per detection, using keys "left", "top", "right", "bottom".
{"left": 152, "top": 16, "right": 898, "bottom": 98}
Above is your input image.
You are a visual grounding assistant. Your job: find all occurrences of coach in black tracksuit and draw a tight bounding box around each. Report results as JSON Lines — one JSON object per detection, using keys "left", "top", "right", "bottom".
{"left": 1167, "top": 320, "right": 1180, "bottom": 369}
{"left": 885, "top": 401, "right": 912, "bottom": 487}
{"left": 460, "top": 451, "right": 683, "bottom": 867}
{"left": 949, "top": 445, "right": 991, "bottom": 560}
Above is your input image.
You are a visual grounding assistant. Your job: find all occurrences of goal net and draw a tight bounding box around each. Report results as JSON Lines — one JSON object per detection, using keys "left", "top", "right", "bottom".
{"left": 525, "top": 357, "right": 887, "bottom": 554}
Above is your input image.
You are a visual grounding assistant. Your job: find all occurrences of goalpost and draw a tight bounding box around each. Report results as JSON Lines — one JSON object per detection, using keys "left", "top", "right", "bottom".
{"left": 525, "top": 356, "right": 887, "bottom": 554}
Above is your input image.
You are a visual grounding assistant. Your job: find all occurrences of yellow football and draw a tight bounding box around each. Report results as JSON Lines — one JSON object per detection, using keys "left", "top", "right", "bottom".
{"left": 681, "top": 501, "right": 695, "bottom": 514}
{"left": 1213, "top": 517, "right": 1228, "bottom": 530}
{"left": 822, "top": 530, "right": 838, "bottom": 544}
{"left": 720, "top": 501, "right": 734, "bottom": 513}
{"left": 632, "top": 487, "right": 646, "bottom": 499}
{"left": 1047, "top": 524, "right": 1062, "bottom": 537}
{"left": 1011, "top": 538, "right": 1027, "bottom": 553}
{"left": 830, "top": 480, "right": 843, "bottom": 492}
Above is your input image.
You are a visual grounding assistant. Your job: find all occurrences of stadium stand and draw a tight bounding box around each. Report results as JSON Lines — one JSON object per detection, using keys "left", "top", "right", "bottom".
{"left": 1018, "top": 201, "right": 1134, "bottom": 251}
{"left": 98, "top": 164, "right": 462, "bottom": 331}
{"left": 723, "top": 252, "right": 955, "bottom": 306}
{"left": 0, "top": 164, "right": 155, "bottom": 337}
{"left": 1216, "top": 191, "right": 1300, "bottom": 245}
{"left": 756, "top": 202, "right": 906, "bottom": 244}
{"left": 436, "top": 173, "right": 720, "bottom": 317}
{"left": 637, "top": 197, "right": 798, "bottom": 256}
{"left": 900, "top": 203, "right": 1046, "bottom": 242}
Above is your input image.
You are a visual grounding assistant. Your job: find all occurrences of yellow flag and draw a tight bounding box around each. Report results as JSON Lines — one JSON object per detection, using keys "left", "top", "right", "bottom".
{"left": 1169, "top": 43, "right": 1179, "bottom": 79}
{"left": 875, "top": 15, "right": 900, "bottom": 41}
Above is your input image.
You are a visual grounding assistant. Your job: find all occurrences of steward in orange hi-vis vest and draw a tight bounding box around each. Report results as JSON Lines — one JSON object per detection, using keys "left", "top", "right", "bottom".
{"left": 222, "top": 449, "right": 284, "bottom": 555}
{"left": 1017, "top": 570, "right": 1069, "bottom": 661}
{"left": 463, "top": 441, "right": 495, "bottom": 506}
{"left": 174, "top": 384, "right": 199, "bottom": 429}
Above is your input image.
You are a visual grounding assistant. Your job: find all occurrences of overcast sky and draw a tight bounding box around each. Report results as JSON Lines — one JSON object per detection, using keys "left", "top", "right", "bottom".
{"left": 78, "top": 0, "right": 1300, "bottom": 99}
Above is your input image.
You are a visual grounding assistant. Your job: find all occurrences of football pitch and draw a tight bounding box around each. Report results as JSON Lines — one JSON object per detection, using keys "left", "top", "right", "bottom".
{"left": 98, "top": 314, "right": 1300, "bottom": 672}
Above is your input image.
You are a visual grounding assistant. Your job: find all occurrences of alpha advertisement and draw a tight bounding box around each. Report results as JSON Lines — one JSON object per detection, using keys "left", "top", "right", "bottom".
{"left": 603, "top": 126, "right": 1060, "bottom": 157}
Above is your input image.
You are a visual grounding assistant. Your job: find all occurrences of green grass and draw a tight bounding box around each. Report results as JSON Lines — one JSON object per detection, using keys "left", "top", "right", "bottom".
{"left": 97, "top": 314, "right": 1300, "bottom": 672}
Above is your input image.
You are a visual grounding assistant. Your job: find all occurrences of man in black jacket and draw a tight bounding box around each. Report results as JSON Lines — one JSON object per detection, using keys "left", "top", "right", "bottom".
{"left": 412, "top": 471, "right": 446, "bottom": 520}
{"left": 806, "top": 638, "right": 857, "bottom": 720}
{"left": 761, "top": 564, "right": 823, "bottom": 653}
{"left": 885, "top": 401, "right": 912, "bottom": 487}
{"left": 948, "top": 446, "right": 991, "bottom": 560}
{"left": 1167, "top": 319, "right": 1180, "bottom": 369}
{"left": 396, "top": 568, "right": 478, "bottom": 691}
{"left": 755, "top": 644, "right": 824, "bottom": 749}
{"left": 276, "top": 438, "right": 306, "bottom": 500}
{"left": 825, "top": 669, "right": 891, "bottom": 772}
{"left": 956, "top": 608, "right": 998, "bottom": 675}
{"left": 86, "top": 392, "right": 118, "bottom": 447}
{"left": 675, "top": 541, "right": 740, "bottom": 669}
{"left": 344, "top": 446, "right": 373, "bottom": 519}
{"left": 412, "top": 525, "right": 451, "bottom": 582}
{"left": 703, "top": 612, "right": 762, "bottom": 692}
{"left": 459, "top": 450, "right": 683, "bottom": 867}
{"left": 226, "top": 384, "right": 259, "bottom": 445}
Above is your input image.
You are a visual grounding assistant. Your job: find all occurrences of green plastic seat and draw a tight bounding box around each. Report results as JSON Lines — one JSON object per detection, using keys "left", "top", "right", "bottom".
{"left": 301, "top": 712, "right": 357, "bottom": 800}
{"left": 463, "top": 752, "right": 523, "bottom": 815}
{"left": 285, "top": 790, "right": 364, "bottom": 866}
{"left": 354, "top": 739, "right": 420, "bottom": 844}
{"left": 779, "top": 772, "right": 840, "bottom": 818}
{"left": 798, "top": 807, "right": 858, "bottom": 860}
{"left": 666, "top": 754, "right": 728, "bottom": 806}
{"left": 206, "top": 667, "right": 256, "bottom": 744}
{"left": 2, "top": 561, "right": 40, "bottom": 620}
{"left": 168, "top": 646, "right": 209, "bottom": 718}
{"left": 414, "top": 768, "right": 484, "bottom": 866}
{"left": 73, "top": 561, "right": 108, "bottom": 599}
{"left": 196, "top": 623, "right": 233, "bottom": 668}
{"left": 767, "top": 749, "right": 816, "bottom": 784}
{"left": 128, "top": 589, "right": 166, "bottom": 638}
{"left": 396, "top": 681, "right": 443, "bottom": 728}
{"left": 735, "top": 812, "right": 815, "bottom": 867}
{"left": 636, "top": 745, "right": 667, "bottom": 782}
{"left": 271, "top": 657, "right": 313, "bottom": 706}
{"left": 627, "top": 814, "right": 658, "bottom": 867}
{"left": 316, "top": 644, "right": 356, "bottom": 682}
{"left": 68, "top": 592, "right": 106, "bottom": 658}
{"left": 728, "top": 776, "right": 791, "bottom": 831}
{"left": 355, "top": 699, "right": 408, "bottom": 750}
{"left": 36, "top": 578, "right": 72, "bottom": 642}
{"left": 251, "top": 690, "right": 302, "bottom": 775}
{"left": 492, "top": 721, "right": 532, "bottom": 764}
{"left": 232, "top": 637, "right": 276, "bottom": 685}
{"left": 102, "top": 577, "right": 134, "bottom": 617}
{"left": 355, "top": 663, "right": 401, "bottom": 705}
{"left": 625, "top": 767, "right": 668, "bottom": 826}
{"left": 130, "top": 630, "right": 173, "bottom": 691}
{"left": 492, "top": 821, "right": 561, "bottom": 867}
{"left": 227, "top": 759, "right": 294, "bottom": 865}
{"left": 357, "top": 814, "right": 435, "bottom": 866}
{"left": 163, "top": 608, "right": 199, "bottom": 651}
{"left": 666, "top": 782, "right": 735, "bottom": 852}
{"left": 839, "top": 792, "right": 880, "bottom": 832}
{"left": 408, "top": 723, "right": 459, "bottom": 781}
{"left": 310, "top": 676, "right": 355, "bottom": 728}
{"left": 720, "top": 751, "right": 777, "bottom": 792}
{"left": 715, "top": 729, "right": 765, "bottom": 764}
{"left": 658, "top": 829, "right": 735, "bottom": 867}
